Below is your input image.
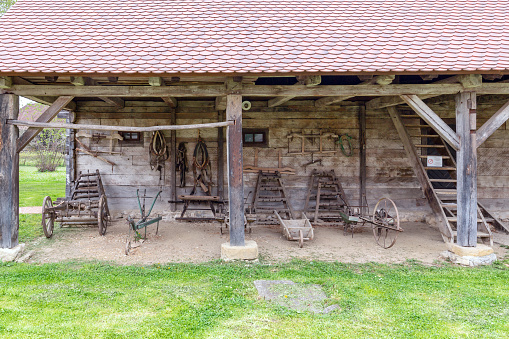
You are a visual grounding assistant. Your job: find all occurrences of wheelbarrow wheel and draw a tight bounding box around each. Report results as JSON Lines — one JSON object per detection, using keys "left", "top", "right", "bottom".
{"left": 42, "top": 196, "right": 55, "bottom": 238}
{"left": 298, "top": 230, "right": 304, "bottom": 248}
{"left": 372, "top": 198, "right": 400, "bottom": 249}
{"left": 98, "top": 195, "right": 108, "bottom": 236}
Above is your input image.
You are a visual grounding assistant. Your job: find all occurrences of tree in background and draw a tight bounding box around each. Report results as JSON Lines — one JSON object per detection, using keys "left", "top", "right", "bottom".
{"left": 0, "top": 0, "right": 16, "bottom": 16}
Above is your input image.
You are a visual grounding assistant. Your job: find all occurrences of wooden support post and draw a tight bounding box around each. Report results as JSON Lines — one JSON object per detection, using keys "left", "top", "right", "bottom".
{"left": 456, "top": 91, "right": 478, "bottom": 247}
{"left": 65, "top": 112, "right": 76, "bottom": 199}
{"left": 226, "top": 94, "right": 245, "bottom": 246}
{"left": 0, "top": 94, "right": 19, "bottom": 248}
{"left": 169, "top": 109, "right": 177, "bottom": 211}
{"left": 358, "top": 104, "right": 367, "bottom": 215}
{"left": 217, "top": 111, "right": 225, "bottom": 200}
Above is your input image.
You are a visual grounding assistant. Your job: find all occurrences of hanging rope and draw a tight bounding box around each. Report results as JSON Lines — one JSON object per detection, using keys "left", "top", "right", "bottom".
{"left": 149, "top": 130, "right": 169, "bottom": 171}
{"left": 192, "top": 137, "right": 212, "bottom": 194}
{"left": 176, "top": 142, "right": 188, "bottom": 188}
{"left": 338, "top": 134, "right": 353, "bottom": 157}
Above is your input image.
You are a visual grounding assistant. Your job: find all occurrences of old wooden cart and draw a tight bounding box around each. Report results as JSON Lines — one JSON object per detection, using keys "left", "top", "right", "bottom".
{"left": 275, "top": 210, "right": 314, "bottom": 248}
{"left": 340, "top": 198, "right": 403, "bottom": 249}
{"left": 41, "top": 170, "right": 110, "bottom": 237}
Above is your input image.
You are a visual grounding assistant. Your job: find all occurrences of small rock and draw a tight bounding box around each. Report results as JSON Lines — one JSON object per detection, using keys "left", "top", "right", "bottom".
{"left": 15, "top": 250, "right": 35, "bottom": 263}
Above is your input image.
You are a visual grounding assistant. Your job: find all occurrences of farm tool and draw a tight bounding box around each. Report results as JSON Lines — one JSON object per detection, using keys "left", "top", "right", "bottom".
{"left": 125, "top": 189, "right": 162, "bottom": 255}
{"left": 41, "top": 170, "right": 110, "bottom": 237}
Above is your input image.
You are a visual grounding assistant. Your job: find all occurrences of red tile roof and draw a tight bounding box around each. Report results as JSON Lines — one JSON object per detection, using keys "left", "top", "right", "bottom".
{"left": 1, "top": 0, "right": 509, "bottom": 75}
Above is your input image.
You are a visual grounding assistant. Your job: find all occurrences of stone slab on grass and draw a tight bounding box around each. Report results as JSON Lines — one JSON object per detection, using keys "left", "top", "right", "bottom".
{"left": 0, "top": 243, "right": 25, "bottom": 262}
{"left": 254, "top": 280, "right": 339, "bottom": 314}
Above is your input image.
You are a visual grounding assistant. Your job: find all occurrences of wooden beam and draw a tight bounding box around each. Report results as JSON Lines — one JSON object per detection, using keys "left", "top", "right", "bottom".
{"left": 215, "top": 97, "right": 227, "bottom": 111}
{"left": 149, "top": 77, "right": 177, "bottom": 107}
{"left": 358, "top": 104, "right": 367, "bottom": 215}
{"left": 269, "top": 75, "right": 322, "bottom": 107}
{"left": 217, "top": 111, "right": 225, "bottom": 200}
{"left": 16, "top": 96, "right": 74, "bottom": 153}
{"left": 476, "top": 99, "right": 509, "bottom": 146}
{"left": 169, "top": 109, "right": 177, "bottom": 212}
{"left": 0, "top": 94, "right": 19, "bottom": 249}
{"left": 99, "top": 96, "right": 125, "bottom": 109}
{"left": 387, "top": 106, "right": 452, "bottom": 241}
{"left": 400, "top": 94, "right": 460, "bottom": 150}
{"left": 456, "top": 91, "right": 478, "bottom": 247}
{"left": 366, "top": 74, "right": 483, "bottom": 109}
{"left": 0, "top": 76, "right": 13, "bottom": 89}
{"left": 315, "top": 75, "right": 389, "bottom": 107}
{"left": 8, "top": 82, "right": 509, "bottom": 98}
{"left": 226, "top": 94, "right": 245, "bottom": 246}
{"left": 10, "top": 120, "right": 234, "bottom": 132}
{"left": 45, "top": 76, "right": 58, "bottom": 83}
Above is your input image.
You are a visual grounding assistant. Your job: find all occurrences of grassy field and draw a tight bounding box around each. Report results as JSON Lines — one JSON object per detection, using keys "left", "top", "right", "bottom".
{"left": 18, "top": 166, "right": 66, "bottom": 242}
{"left": 19, "top": 166, "right": 66, "bottom": 208}
{"left": 0, "top": 260, "right": 509, "bottom": 338}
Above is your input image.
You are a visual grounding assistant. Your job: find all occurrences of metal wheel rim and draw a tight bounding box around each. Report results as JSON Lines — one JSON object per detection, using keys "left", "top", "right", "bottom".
{"left": 372, "top": 198, "right": 400, "bottom": 249}
{"left": 42, "top": 196, "right": 54, "bottom": 238}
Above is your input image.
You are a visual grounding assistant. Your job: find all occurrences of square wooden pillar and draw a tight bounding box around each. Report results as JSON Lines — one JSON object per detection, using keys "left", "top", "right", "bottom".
{"left": 226, "top": 94, "right": 245, "bottom": 246}
{"left": 0, "top": 94, "right": 19, "bottom": 249}
{"left": 456, "top": 91, "right": 478, "bottom": 247}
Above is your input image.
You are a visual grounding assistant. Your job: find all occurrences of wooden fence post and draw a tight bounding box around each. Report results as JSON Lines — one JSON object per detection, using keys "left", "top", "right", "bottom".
{"left": 456, "top": 91, "right": 478, "bottom": 247}
{"left": 226, "top": 94, "right": 245, "bottom": 246}
{"left": 0, "top": 94, "right": 19, "bottom": 248}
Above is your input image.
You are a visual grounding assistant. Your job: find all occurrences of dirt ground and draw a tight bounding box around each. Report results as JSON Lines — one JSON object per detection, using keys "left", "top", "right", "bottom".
{"left": 26, "top": 218, "right": 509, "bottom": 265}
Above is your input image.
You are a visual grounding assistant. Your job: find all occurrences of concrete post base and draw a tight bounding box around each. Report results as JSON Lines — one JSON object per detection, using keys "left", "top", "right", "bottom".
{"left": 221, "top": 240, "right": 258, "bottom": 261}
{"left": 442, "top": 243, "right": 496, "bottom": 266}
{"left": 0, "top": 243, "right": 25, "bottom": 262}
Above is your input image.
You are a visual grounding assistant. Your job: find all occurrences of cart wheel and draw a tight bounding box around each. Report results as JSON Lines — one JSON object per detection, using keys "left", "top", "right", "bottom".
{"left": 372, "top": 198, "right": 401, "bottom": 249}
{"left": 298, "top": 230, "right": 304, "bottom": 248}
{"left": 42, "top": 196, "right": 55, "bottom": 238}
{"left": 98, "top": 195, "right": 108, "bottom": 236}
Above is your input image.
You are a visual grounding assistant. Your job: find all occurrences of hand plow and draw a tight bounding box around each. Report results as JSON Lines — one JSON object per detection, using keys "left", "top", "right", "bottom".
{"left": 125, "top": 189, "right": 163, "bottom": 255}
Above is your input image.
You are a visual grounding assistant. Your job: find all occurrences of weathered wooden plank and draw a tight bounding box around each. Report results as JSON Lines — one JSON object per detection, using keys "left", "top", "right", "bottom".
{"left": 217, "top": 111, "right": 225, "bottom": 200}
{"left": 401, "top": 95, "right": 460, "bottom": 150}
{"left": 170, "top": 109, "right": 177, "bottom": 211}
{"left": 16, "top": 96, "right": 74, "bottom": 153}
{"left": 0, "top": 94, "right": 19, "bottom": 248}
{"left": 476, "top": 99, "right": 509, "bottom": 147}
{"left": 226, "top": 94, "right": 245, "bottom": 246}
{"left": 456, "top": 91, "right": 478, "bottom": 247}
{"left": 0, "top": 77, "right": 13, "bottom": 89}
{"left": 359, "top": 104, "right": 367, "bottom": 213}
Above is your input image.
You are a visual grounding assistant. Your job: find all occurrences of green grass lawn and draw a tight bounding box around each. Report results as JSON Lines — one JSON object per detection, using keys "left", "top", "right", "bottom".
{"left": 18, "top": 166, "right": 66, "bottom": 242}
{"left": 0, "top": 260, "right": 508, "bottom": 338}
{"left": 19, "top": 166, "right": 66, "bottom": 208}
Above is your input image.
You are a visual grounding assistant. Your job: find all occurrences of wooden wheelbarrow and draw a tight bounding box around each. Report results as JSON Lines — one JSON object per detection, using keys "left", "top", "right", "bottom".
{"left": 274, "top": 210, "right": 314, "bottom": 248}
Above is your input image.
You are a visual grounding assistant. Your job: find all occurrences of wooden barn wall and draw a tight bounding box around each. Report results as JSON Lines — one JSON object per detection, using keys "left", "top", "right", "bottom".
{"left": 74, "top": 98, "right": 509, "bottom": 220}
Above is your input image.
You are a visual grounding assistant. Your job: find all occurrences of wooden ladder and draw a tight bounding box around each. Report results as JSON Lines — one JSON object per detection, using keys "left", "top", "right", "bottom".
{"left": 304, "top": 169, "right": 349, "bottom": 224}
{"left": 396, "top": 111, "right": 507, "bottom": 245}
{"left": 252, "top": 171, "right": 294, "bottom": 225}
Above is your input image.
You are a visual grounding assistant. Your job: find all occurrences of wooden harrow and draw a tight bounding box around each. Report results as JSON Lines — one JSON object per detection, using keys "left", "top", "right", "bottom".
{"left": 41, "top": 170, "right": 110, "bottom": 238}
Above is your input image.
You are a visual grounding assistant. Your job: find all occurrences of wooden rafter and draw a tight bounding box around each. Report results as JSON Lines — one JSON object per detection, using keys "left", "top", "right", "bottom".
{"left": 70, "top": 76, "right": 125, "bottom": 109}
{"left": 315, "top": 75, "right": 395, "bottom": 107}
{"left": 149, "top": 77, "right": 177, "bottom": 108}
{"left": 268, "top": 75, "right": 322, "bottom": 107}
{"left": 16, "top": 96, "right": 74, "bottom": 153}
{"left": 400, "top": 94, "right": 460, "bottom": 150}
{"left": 476, "top": 99, "right": 509, "bottom": 147}
{"left": 366, "top": 74, "right": 483, "bottom": 110}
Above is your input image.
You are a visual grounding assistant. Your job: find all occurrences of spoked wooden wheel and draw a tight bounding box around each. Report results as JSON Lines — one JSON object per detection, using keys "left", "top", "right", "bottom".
{"left": 42, "top": 196, "right": 55, "bottom": 238}
{"left": 372, "top": 198, "right": 401, "bottom": 249}
{"left": 298, "top": 230, "right": 304, "bottom": 248}
{"left": 98, "top": 195, "right": 108, "bottom": 236}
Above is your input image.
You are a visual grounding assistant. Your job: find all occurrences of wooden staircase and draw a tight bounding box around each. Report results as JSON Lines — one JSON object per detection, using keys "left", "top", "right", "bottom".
{"left": 392, "top": 110, "right": 509, "bottom": 245}
{"left": 251, "top": 171, "right": 294, "bottom": 225}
